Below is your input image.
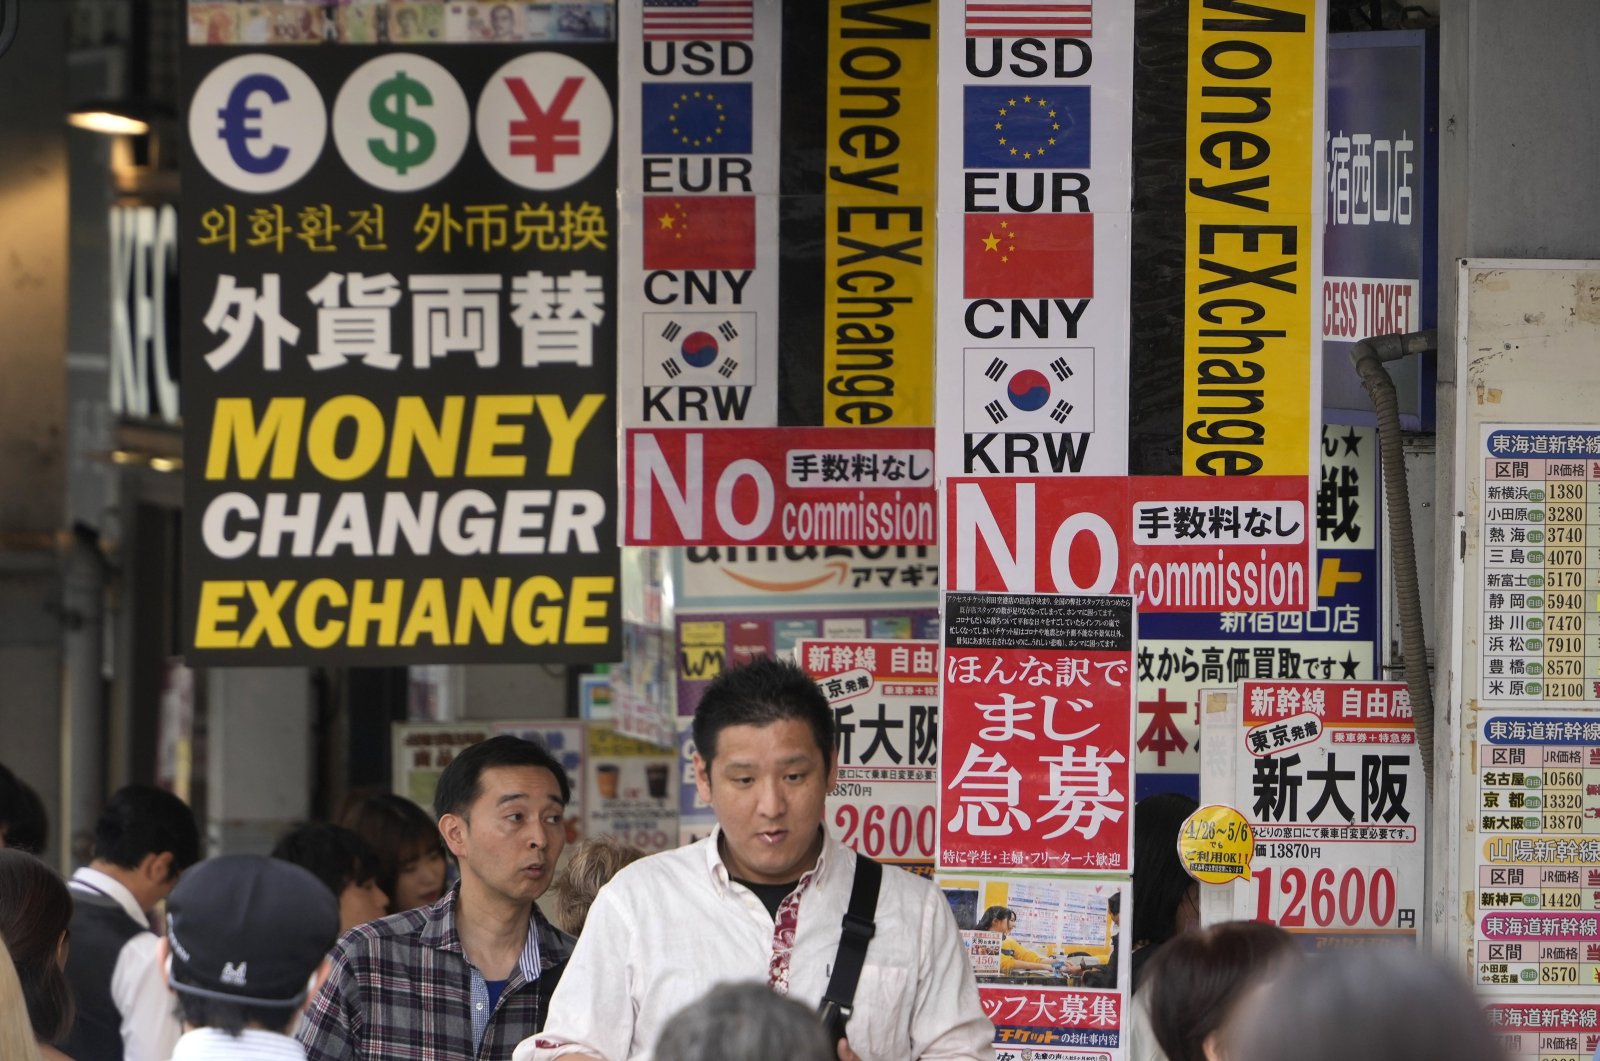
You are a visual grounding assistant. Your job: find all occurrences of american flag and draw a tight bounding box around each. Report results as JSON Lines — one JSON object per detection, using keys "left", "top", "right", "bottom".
{"left": 966, "top": 1, "right": 1093, "bottom": 38}
{"left": 642, "top": 0, "right": 755, "bottom": 41}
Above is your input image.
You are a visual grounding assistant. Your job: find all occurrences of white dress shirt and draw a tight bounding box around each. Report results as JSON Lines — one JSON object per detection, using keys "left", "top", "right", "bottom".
{"left": 69, "top": 867, "right": 183, "bottom": 1061}
{"left": 167, "top": 1027, "right": 307, "bottom": 1060}
{"left": 517, "top": 829, "right": 994, "bottom": 1061}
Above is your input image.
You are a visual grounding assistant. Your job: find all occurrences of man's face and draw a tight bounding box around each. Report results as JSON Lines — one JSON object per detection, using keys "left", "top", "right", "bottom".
{"left": 445, "top": 765, "right": 567, "bottom": 905}
{"left": 491, "top": 5, "right": 514, "bottom": 35}
{"left": 695, "top": 718, "right": 834, "bottom": 885}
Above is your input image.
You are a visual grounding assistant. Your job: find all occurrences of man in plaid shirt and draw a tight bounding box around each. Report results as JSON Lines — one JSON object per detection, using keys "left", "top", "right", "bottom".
{"left": 299, "top": 736, "right": 574, "bottom": 1061}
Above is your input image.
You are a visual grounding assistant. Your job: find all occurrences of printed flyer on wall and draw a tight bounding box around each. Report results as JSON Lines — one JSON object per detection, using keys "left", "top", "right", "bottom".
{"left": 797, "top": 637, "right": 940, "bottom": 874}
{"left": 939, "top": 873, "right": 1129, "bottom": 1061}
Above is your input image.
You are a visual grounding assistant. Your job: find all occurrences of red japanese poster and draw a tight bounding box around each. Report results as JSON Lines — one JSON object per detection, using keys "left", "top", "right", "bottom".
{"left": 798, "top": 638, "right": 941, "bottom": 873}
{"left": 626, "top": 426, "right": 936, "bottom": 546}
{"left": 945, "top": 475, "right": 1313, "bottom": 612}
{"left": 940, "top": 594, "right": 1135, "bottom": 872}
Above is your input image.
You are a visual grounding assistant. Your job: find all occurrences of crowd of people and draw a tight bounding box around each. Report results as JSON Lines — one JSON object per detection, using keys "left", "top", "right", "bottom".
{"left": 0, "top": 658, "right": 1518, "bottom": 1061}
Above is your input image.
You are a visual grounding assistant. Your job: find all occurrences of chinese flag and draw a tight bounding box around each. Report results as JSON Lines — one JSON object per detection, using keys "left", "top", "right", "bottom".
{"left": 643, "top": 195, "right": 755, "bottom": 271}
{"left": 963, "top": 213, "right": 1093, "bottom": 299}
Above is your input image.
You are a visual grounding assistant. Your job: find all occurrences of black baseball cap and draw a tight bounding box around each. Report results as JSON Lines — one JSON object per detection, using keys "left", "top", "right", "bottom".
{"left": 166, "top": 855, "right": 339, "bottom": 1008}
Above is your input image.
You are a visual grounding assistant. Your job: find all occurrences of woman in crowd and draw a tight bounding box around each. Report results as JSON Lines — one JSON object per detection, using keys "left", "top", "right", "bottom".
{"left": 1121, "top": 791, "right": 1218, "bottom": 1061}
{"left": 1142, "top": 920, "right": 1299, "bottom": 1061}
{"left": 338, "top": 792, "right": 448, "bottom": 913}
{"left": 1232, "top": 946, "right": 1507, "bottom": 1061}
{"left": 0, "top": 849, "right": 75, "bottom": 1061}
{"left": 1129, "top": 793, "right": 1201, "bottom": 988}
{"left": 0, "top": 937, "right": 45, "bottom": 1061}
{"left": 272, "top": 821, "right": 391, "bottom": 932}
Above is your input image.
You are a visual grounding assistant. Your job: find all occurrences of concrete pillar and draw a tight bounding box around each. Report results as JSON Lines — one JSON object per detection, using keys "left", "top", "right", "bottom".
{"left": 205, "top": 667, "right": 312, "bottom": 855}
{"left": 0, "top": 0, "right": 68, "bottom": 867}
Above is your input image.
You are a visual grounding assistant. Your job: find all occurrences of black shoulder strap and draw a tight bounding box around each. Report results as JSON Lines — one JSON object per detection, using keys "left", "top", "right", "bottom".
{"left": 820, "top": 854, "right": 882, "bottom": 1020}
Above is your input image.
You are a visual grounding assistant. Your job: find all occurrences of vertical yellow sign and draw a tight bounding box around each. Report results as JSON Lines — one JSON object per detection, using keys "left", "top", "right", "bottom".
{"left": 1183, "top": 0, "right": 1321, "bottom": 476}
{"left": 824, "top": 0, "right": 938, "bottom": 426}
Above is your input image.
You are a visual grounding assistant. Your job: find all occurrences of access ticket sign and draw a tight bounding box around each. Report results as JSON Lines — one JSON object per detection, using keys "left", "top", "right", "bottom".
{"left": 940, "top": 594, "right": 1135, "bottom": 873}
{"left": 625, "top": 427, "right": 936, "bottom": 546}
{"left": 797, "top": 638, "right": 940, "bottom": 873}
{"left": 945, "top": 476, "right": 1313, "bottom": 612}
{"left": 180, "top": 38, "right": 620, "bottom": 662}
{"left": 1231, "top": 680, "right": 1423, "bottom": 946}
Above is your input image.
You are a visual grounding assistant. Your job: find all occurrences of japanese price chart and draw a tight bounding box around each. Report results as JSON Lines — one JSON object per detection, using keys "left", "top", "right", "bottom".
{"left": 1475, "top": 714, "right": 1600, "bottom": 994}
{"left": 1480, "top": 427, "right": 1600, "bottom": 702}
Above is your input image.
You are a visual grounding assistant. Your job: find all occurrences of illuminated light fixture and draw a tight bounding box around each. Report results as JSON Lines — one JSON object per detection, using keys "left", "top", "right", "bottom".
{"left": 68, "top": 107, "right": 151, "bottom": 136}
{"left": 66, "top": 1, "right": 170, "bottom": 138}
{"left": 147, "top": 456, "right": 181, "bottom": 473}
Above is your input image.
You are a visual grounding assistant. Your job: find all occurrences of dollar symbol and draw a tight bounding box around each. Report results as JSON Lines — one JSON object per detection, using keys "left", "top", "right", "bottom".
{"left": 368, "top": 71, "right": 436, "bottom": 175}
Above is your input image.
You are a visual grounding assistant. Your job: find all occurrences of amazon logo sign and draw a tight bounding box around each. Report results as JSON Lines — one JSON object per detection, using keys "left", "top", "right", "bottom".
{"left": 680, "top": 545, "right": 939, "bottom": 602}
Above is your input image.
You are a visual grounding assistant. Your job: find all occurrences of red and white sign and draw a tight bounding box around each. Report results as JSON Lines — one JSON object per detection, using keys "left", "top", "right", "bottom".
{"left": 1221, "top": 680, "right": 1423, "bottom": 946}
{"left": 939, "top": 595, "right": 1135, "bottom": 873}
{"left": 1240, "top": 680, "right": 1415, "bottom": 725}
{"left": 627, "top": 427, "right": 936, "bottom": 546}
{"left": 799, "top": 638, "right": 940, "bottom": 871}
{"left": 946, "top": 475, "right": 1314, "bottom": 612}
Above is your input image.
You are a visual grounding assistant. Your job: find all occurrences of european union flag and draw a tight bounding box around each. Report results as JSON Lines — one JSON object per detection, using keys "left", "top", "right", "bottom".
{"left": 642, "top": 82, "right": 753, "bottom": 155}
{"left": 963, "top": 85, "right": 1090, "bottom": 169}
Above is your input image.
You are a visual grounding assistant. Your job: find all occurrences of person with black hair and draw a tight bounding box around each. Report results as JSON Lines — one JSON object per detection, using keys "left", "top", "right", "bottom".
{"left": 271, "top": 824, "right": 390, "bottom": 933}
{"left": 0, "top": 762, "right": 48, "bottom": 855}
{"left": 157, "top": 855, "right": 340, "bottom": 1060}
{"left": 299, "top": 736, "right": 573, "bottom": 1061}
{"left": 61, "top": 785, "right": 200, "bottom": 1061}
{"left": 1124, "top": 793, "right": 1201, "bottom": 1061}
{"left": 1129, "top": 793, "right": 1200, "bottom": 989}
{"left": 520, "top": 656, "right": 992, "bottom": 1061}
{"left": 1143, "top": 921, "right": 1299, "bottom": 1061}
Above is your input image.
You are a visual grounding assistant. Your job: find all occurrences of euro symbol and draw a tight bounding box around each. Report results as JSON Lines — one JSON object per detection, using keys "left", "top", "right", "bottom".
{"left": 367, "top": 71, "right": 436, "bottom": 176}
{"left": 217, "top": 72, "right": 290, "bottom": 175}
{"left": 505, "top": 75, "right": 582, "bottom": 172}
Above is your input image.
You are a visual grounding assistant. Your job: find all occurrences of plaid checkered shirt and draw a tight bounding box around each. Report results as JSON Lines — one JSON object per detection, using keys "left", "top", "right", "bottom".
{"left": 298, "top": 887, "right": 572, "bottom": 1061}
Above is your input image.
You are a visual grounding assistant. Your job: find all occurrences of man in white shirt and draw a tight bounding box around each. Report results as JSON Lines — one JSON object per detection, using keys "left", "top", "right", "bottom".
{"left": 158, "top": 855, "right": 340, "bottom": 1060}
{"left": 519, "top": 657, "right": 994, "bottom": 1061}
{"left": 62, "top": 785, "right": 200, "bottom": 1061}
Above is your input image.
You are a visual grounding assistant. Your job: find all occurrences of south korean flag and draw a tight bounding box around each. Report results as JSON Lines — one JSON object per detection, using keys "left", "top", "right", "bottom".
{"left": 963, "top": 348, "right": 1094, "bottom": 433}
{"left": 644, "top": 312, "right": 756, "bottom": 386}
